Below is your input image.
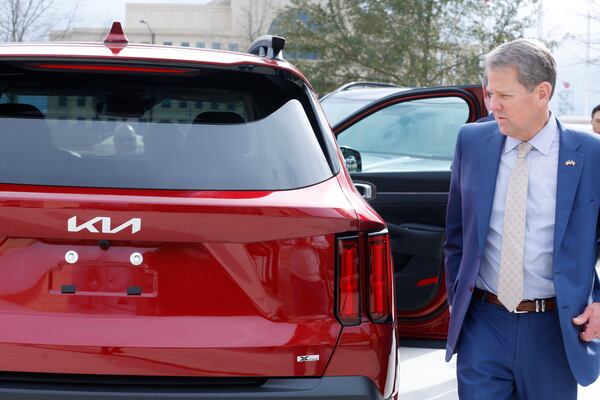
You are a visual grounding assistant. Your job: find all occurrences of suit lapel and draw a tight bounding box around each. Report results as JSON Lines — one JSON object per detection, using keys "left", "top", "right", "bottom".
{"left": 553, "top": 124, "right": 583, "bottom": 256}
{"left": 477, "top": 128, "right": 505, "bottom": 254}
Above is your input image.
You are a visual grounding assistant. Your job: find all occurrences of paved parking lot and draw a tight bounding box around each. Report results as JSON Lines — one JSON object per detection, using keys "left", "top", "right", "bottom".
{"left": 398, "top": 346, "right": 600, "bottom": 399}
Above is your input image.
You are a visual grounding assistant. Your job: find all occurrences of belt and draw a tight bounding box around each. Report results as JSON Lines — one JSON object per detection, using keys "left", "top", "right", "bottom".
{"left": 473, "top": 288, "right": 556, "bottom": 313}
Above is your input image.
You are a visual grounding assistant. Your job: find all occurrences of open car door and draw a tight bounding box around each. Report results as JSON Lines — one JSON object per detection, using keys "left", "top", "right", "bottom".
{"left": 333, "top": 86, "right": 485, "bottom": 341}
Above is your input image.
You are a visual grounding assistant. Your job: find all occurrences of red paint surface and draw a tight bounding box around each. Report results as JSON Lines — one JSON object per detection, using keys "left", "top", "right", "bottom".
{"left": 0, "top": 45, "right": 398, "bottom": 395}
{"left": 0, "top": 42, "right": 311, "bottom": 87}
{"left": 324, "top": 322, "right": 398, "bottom": 399}
{"left": 0, "top": 175, "right": 396, "bottom": 386}
{"left": 396, "top": 271, "right": 449, "bottom": 339}
{"left": 103, "top": 22, "right": 129, "bottom": 44}
{"left": 0, "top": 177, "right": 353, "bottom": 375}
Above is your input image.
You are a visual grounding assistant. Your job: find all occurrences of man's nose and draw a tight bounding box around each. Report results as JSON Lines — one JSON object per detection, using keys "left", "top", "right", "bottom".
{"left": 490, "top": 98, "right": 502, "bottom": 112}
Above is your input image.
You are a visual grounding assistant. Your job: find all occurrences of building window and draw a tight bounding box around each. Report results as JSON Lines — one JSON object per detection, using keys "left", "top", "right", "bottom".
{"left": 228, "top": 43, "right": 239, "bottom": 52}
{"left": 161, "top": 99, "right": 171, "bottom": 108}
{"left": 58, "top": 96, "right": 67, "bottom": 107}
{"left": 77, "top": 96, "right": 86, "bottom": 106}
{"left": 195, "top": 100, "right": 204, "bottom": 108}
{"left": 163, "top": 41, "right": 172, "bottom": 46}
{"left": 211, "top": 42, "right": 221, "bottom": 50}
{"left": 196, "top": 42, "right": 205, "bottom": 48}
{"left": 179, "top": 100, "right": 187, "bottom": 109}
{"left": 181, "top": 42, "right": 190, "bottom": 47}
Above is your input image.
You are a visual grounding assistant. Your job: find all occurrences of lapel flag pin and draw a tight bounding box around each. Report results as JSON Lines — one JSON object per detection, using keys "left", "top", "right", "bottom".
{"left": 564, "top": 160, "right": 576, "bottom": 166}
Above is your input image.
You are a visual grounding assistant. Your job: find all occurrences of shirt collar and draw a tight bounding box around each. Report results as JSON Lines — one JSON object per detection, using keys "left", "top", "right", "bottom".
{"left": 503, "top": 113, "right": 558, "bottom": 156}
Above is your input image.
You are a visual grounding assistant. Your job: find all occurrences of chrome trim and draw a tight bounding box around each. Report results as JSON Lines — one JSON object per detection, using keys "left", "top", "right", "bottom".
{"left": 130, "top": 252, "right": 143, "bottom": 266}
{"left": 65, "top": 250, "right": 79, "bottom": 264}
{"left": 367, "top": 227, "right": 389, "bottom": 237}
{"left": 354, "top": 182, "right": 373, "bottom": 200}
{"left": 511, "top": 308, "right": 529, "bottom": 314}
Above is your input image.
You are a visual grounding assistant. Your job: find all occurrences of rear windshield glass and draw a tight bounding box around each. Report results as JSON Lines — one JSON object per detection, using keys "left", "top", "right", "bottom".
{"left": 0, "top": 64, "right": 333, "bottom": 190}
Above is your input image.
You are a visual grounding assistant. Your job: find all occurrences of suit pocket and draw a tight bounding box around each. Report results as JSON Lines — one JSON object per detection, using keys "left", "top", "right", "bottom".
{"left": 570, "top": 200, "right": 597, "bottom": 222}
{"left": 572, "top": 199, "right": 596, "bottom": 212}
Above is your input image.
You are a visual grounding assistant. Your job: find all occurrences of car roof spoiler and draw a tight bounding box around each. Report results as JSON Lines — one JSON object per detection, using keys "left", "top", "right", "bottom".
{"left": 247, "top": 35, "right": 286, "bottom": 60}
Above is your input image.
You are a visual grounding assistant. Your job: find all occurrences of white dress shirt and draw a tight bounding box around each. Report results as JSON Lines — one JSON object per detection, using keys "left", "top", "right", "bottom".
{"left": 477, "top": 115, "right": 559, "bottom": 299}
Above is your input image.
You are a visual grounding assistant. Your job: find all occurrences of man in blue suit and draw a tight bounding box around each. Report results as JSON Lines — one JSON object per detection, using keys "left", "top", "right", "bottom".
{"left": 445, "top": 38, "right": 600, "bottom": 399}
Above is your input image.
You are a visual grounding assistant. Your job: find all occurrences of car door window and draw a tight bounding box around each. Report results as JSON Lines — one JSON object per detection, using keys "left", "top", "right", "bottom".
{"left": 333, "top": 90, "right": 481, "bottom": 335}
{"left": 337, "top": 96, "right": 469, "bottom": 172}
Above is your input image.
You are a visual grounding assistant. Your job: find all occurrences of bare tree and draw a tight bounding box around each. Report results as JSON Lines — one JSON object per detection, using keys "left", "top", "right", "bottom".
{"left": 561, "top": 1, "right": 600, "bottom": 63}
{"left": 586, "top": 1, "right": 600, "bottom": 66}
{"left": 0, "top": 0, "right": 77, "bottom": 42}
{"left": 558, "top": 1, "right": 600, "bottom": 98}
{"left": 239, "top": 0, "right": 275, "bottom": 44}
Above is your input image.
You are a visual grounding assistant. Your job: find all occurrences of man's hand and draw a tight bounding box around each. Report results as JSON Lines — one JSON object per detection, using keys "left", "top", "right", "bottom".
{"left": 572, "top": 302, "right": 600, "bottom": 342}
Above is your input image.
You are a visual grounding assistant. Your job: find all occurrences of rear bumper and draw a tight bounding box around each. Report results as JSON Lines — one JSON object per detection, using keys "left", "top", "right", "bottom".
{"left": 0, "top": 376, "right": 385, "bottom": 400}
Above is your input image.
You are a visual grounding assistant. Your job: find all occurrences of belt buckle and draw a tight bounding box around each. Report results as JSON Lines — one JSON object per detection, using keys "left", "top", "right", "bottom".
{"left": 535, "top": 299, "right": 546, "bottom": 313}
{"left": 511, "top": 307, "right": 528, "bottom": 314}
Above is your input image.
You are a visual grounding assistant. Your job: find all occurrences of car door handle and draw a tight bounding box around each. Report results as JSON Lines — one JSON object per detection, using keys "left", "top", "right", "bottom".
{"left": 353, "top": 181, "right": 376, "bottom": 200}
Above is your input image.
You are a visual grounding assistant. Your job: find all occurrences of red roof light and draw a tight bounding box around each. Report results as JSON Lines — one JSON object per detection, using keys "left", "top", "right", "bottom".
{"left": 104, "top": 21, "right": 128, "bottom": 45}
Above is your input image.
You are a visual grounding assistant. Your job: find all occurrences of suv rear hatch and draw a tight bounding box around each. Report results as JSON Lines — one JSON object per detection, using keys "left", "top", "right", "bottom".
{"left": 0, "top": 59, "right": 353, "bottom": 377}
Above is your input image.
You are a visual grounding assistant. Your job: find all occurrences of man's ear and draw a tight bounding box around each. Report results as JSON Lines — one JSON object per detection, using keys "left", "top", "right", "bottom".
{"left": 536, "top": 82, "right": 553, "bottom": 105}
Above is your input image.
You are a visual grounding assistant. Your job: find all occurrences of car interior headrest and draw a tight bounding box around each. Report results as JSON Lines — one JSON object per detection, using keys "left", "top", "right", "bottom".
{"left": 193, "top": 111, "right": 245, "bottom": 124}
{"left": 0, "top": 103, "right": 45, "bottom": 119}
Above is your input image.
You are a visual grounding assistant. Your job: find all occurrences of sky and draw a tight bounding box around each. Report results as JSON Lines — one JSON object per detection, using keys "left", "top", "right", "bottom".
{"left": 56, "top": 0, "right": 209, "bottom": 27}
{"left": 52, "top": 0, "right": 600, "bottom": 117}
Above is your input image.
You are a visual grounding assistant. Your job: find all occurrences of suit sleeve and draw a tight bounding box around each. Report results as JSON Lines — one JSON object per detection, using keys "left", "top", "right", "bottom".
{"left": 444, "top": 128, "right": 464, "bottom": 306}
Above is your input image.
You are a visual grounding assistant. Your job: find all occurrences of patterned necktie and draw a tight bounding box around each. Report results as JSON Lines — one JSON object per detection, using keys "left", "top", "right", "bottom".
{"left": 497, "top": 142, "right": 533, "bottom": 311}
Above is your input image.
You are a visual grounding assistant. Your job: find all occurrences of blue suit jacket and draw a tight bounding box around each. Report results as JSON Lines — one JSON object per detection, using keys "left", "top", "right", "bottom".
{"left": 476, "top": 113, "right": 494, "bottom": 123}
{"left": 444, "top": 119, "right": 600, "bottom": 386}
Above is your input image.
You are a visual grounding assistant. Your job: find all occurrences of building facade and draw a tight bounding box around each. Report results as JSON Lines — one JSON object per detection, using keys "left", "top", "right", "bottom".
{"left": 50, "top": 0, "right": 291, "bottom": 52}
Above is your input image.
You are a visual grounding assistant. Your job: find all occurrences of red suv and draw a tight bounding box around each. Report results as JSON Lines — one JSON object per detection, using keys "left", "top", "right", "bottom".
{"left": 0, "top": 24, "right": 398, "bottom": 399}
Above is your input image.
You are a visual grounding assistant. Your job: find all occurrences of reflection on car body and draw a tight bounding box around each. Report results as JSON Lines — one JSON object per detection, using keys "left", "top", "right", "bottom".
{"left": 0, "top": 26, "right": 398, "bottom": 400}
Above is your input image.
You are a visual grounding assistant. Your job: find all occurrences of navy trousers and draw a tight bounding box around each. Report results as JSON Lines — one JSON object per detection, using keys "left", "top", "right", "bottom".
{"left": 456, "top": 295, "right": 577, "bottom": 400}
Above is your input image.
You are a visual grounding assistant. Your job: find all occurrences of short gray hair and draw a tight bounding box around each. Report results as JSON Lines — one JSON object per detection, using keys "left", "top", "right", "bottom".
{"left": 485, "top": 39, "right": 556, "bottom": 98}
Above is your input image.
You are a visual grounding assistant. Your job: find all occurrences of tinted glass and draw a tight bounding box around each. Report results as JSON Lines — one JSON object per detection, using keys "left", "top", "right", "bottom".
{"left": 0, "top": 67, "right": 332, "bottom": 190}
{"left": 320, "top": 87, "right": 407, "bottom": 126}
{"left": 337, "top": 97, "right": 469, "bottom": 172}
{"left": 321, "top": 97, "right": 372, "bottom": 126}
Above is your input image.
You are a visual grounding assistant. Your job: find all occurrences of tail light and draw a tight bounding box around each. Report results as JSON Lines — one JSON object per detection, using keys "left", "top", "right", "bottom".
{"left": 336, "top": 236, "right": 360, "bottom": 326}
{"left": 368, "top": 229, "right": 393, "bottom": 323}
